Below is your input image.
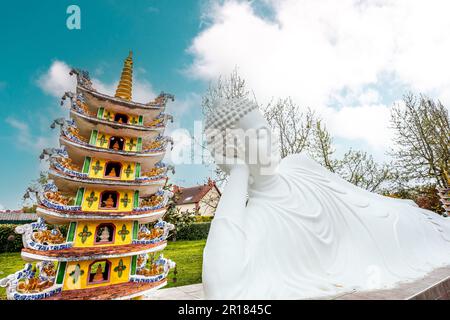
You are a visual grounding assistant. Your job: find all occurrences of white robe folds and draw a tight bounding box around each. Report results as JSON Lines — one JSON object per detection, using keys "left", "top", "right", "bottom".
{"left": 203, "top": 154, "right": 450, "bottom": 299}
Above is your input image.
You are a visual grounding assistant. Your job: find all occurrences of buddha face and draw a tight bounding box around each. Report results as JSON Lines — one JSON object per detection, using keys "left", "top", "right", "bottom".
{"left": 210, "top": 108, "right": 280, "bottom": 176}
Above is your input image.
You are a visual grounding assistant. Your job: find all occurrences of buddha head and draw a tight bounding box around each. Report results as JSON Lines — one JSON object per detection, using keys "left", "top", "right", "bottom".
{"left": 204, "top": 97, "right": 280, "bottom": 178}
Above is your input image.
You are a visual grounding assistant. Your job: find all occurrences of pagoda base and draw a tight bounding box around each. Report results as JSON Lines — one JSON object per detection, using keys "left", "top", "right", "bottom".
{"left": 44, "top": 279, "right": 167, "bottom": 300}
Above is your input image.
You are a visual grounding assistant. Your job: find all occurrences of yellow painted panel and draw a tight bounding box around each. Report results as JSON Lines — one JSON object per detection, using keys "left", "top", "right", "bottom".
{"left": 94, "top": 131, "right": 137, "bottom": 152}
{"left": 95, "top": 132, "right": 111, "bottom": 149}
{"left": 102, "top": 109, "right": 140, "bottom": 126}
{"left": 63, "top": 256, "right": 131, "bottom": 291}
{"left": 81, "top": 188, "right": 134, "bottom": 212}
{"left": 120, "top": 163, "right": 136, "bottom": 181}
{"left": 87, "top": 158, "right": 136, "bottom": 180}
{"left": 74, "top": 220, "right": 133, "bottom": 247}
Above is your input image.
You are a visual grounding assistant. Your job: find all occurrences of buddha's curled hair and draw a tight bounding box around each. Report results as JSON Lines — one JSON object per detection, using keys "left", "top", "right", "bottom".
{"left": 204, "top": 97, "right": 259, "bottom": 158}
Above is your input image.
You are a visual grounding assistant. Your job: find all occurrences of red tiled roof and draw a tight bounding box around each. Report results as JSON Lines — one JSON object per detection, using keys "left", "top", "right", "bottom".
{"left": 22, "top": 241, "right": 166, "bottom": 260}
{"left": 173, "top": 179, "right": 221, "bottom": 205}
{"left": 45, "top": 279, "right": 166, "bottom": 300}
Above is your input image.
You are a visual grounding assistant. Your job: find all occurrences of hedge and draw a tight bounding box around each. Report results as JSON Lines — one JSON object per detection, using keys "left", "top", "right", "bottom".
{"left": 0, "top": 224, "right": 68, "bottom": 253}
{"left": 0, "top": 224, "right": 24, "bottom": 253}
{"left": 176, "top": 222, "right": 211, "bottom": 241}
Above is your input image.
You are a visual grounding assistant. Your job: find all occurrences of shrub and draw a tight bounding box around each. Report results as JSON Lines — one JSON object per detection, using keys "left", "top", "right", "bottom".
{"left": 195, "top": 215, "right": 214, "bottom": 223}
{"left": 176, "top": 222, "right": 211, "bottom": 241}
{"left": 0, "top": 225, "right": 24, "bottom": 253}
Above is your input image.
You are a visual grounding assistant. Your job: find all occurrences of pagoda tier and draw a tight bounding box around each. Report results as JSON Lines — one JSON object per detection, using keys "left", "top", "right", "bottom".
{"left": 0, "top": 52, "right": 176, "bottom": 300}
{"left": 21, "top": 241, "right": 167, "bottom": 262}
{"left": 36, "top": 182, "right": 172, "bottom": 224}
{"left": 63, "top": 91, "right": 173, "bottom": 140}
{"left": 59, "top": 136, "right": 167, "bottom": 171}
{"left": 47, "top": 153, "right": 172, "bottom": 197}
{"left": 49, "top": 169, "right": 166, "bottom": 197}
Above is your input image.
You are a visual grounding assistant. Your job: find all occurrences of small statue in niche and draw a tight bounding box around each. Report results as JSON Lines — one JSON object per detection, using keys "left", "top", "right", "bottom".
{"left": 107, "top": 167, "right": 118, "bottom": 178}
{"left": 111, "top": 140, "right": 120, "bottom": 150}
{"left": 92, "top": 264, "right": 105, "bottom": 282}
{"left": 102, "top": 194, "right": 116, "bottom": 208}
{"left": 97, "top": 227, "right": 111, "bottom": 243}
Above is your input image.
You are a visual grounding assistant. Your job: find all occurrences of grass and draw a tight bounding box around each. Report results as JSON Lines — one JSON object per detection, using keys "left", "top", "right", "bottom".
{"left": 0, "top": 239, "right": 206, "bottom": 300}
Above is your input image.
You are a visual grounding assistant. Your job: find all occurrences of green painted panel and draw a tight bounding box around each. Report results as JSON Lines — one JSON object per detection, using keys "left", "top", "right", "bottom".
{"left": 75, "top": 188, "right": 85, "bottom": 206}
{"left": 132, "top": 221, "right": 139, "bottom": 240}
{"left": 133, "top": 190, "right": 139, "bottom": 209}
{"left": 131, "top": 255, "right": 137, "bottom": 275}
{"left": 56, "top": 261, "right": 67, "bottom": 285}
{"left": 137, "top": 137, "right": 142, "bottom": 151}
{"left": 97, "top": 107, "right": 104, "bottom": 119}
{"left": 138, "top": 115, "right": 143, "bottom": 125}
{"left": 89, "top": 130, "right": 98, "bottom": 145}
{"left": 67, "top": 222, "right": 77, "bottom": 242}
{"left": 135, "top": 163, "right": 141, "bottom": 178}
{"left": 82, "top": 157, "right": 91, "bottom": 174}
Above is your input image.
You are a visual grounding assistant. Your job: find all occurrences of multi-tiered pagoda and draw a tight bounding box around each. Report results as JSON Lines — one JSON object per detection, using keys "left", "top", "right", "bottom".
{"left": 0, "top": 52, "right": 177, "bottom": 300}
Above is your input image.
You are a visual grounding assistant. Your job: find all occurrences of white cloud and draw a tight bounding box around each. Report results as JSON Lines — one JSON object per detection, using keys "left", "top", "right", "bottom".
{"left": 325, "top": 104, "right": 393, "bottom": 148}
{"left": 37, "top": 61, "right": 76, "bottom": 98}
{"left": 5, "top": 117, "right": 57, "bottom": 153}
{"left": 0, "top": 203, "right": 4, "bottom": 210}
{"left": 188, "top": 0, "right": 450, "bottom": 151}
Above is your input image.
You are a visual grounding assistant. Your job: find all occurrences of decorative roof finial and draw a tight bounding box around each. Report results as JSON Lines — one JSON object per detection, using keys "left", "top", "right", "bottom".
{"left": 115, "top": 51, "right": 133, "bottom": 101}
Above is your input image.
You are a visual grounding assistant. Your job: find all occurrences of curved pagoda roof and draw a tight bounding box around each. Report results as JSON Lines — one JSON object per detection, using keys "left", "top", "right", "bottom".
{"left": 21, "top": 241, "right": 167, "bottom": 262}
{"left": 36, "top": 205, "right": 166, "bottom": 224}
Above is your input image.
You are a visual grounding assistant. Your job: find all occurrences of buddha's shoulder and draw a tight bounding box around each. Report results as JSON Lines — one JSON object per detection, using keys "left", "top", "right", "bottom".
{"left": 279, "top": 153, "right": 323, "bottom": 171}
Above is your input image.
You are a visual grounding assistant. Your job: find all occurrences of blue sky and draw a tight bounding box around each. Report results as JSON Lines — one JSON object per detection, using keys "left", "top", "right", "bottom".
{"left": 2, "top": 0, "right": 450, "bottom": 209}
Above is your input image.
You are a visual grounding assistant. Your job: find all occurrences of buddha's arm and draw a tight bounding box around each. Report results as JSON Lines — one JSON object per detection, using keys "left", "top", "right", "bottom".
{"left": 202, "top": 165, "right": 249, "bottom": 299}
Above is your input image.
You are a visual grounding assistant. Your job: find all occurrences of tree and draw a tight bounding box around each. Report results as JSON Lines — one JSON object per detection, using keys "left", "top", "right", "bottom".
{"left": 335, "top": 150, "right": 393, "bottom": 193}
{"left": 202, "top": 67, "right": 251, "bottom": 116}
{"left": 162, "top": 185, "right": 196, "bottom": 242}
{"left": 263, "top": 98, "right": 314, "bottom": 158}
{"left": 309, "top": 119, "right": 337, "bottom": 172}
{"left": 308, "top": 118, "right": 393, "bottom": 192}
{"left": 390, "top": 93, "right": 449, "bottom": 188}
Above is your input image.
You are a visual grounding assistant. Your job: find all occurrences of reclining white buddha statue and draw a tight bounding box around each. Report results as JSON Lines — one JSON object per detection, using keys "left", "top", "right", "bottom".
{"left": 202, "top": 97, "right": 450, "bottom": 299}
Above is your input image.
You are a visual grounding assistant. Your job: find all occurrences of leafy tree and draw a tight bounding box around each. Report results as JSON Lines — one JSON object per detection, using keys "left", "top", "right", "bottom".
{"left": 390, "top": 93, "right": 449, "bottom": 188}
{"left": 263, "top": 98, "right": 314, "bottom": 158}
{"left": 162, "top": 184, "right": 196, "bottom": 242}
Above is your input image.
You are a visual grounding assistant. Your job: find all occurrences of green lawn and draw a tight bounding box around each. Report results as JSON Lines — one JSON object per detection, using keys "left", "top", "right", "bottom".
{"left": 0, "top": 239, "right": 206, "bottom": 300}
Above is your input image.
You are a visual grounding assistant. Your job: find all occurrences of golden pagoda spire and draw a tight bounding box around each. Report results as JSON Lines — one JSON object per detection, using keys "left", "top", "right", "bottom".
{"left": 115, "top": 51, "right": 134, "bottom": 101}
